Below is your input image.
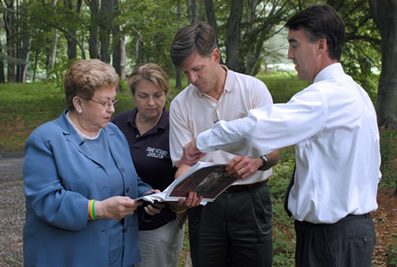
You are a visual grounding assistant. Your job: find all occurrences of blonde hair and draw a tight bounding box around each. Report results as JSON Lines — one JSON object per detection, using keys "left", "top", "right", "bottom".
{"left": 128, "top": 63, "right": 169, "bottom": 95}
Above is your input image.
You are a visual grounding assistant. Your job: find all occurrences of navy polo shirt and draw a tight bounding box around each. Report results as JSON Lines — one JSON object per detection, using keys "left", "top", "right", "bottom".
{"left": 113, "top": 108, "right": 176, "bottom": 230}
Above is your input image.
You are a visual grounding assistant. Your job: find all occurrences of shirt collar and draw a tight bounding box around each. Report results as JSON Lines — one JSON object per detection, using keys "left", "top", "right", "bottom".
{"left": 127, "top": 107, "right": 168, "bottom": 133}
{"left": 314, "top": 63, "right": 344, "bottom": 83}
{"left": 195, "top": 65, "right": 233, "bottom": 98}
{"left": 222, "top": 65, "right": 234, "bottom": 93}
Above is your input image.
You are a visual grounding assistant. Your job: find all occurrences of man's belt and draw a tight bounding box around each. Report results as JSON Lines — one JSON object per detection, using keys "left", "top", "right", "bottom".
{"left": 224, "top": 180, "right": 266, "bottom": 193}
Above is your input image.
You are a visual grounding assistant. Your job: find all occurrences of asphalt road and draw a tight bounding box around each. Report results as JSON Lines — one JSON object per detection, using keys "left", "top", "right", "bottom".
{"left": 0, "top": 153, "right": 24, "bottom": 266}
{"left": 0, "top": 153, "right": 24, "bottom": 178}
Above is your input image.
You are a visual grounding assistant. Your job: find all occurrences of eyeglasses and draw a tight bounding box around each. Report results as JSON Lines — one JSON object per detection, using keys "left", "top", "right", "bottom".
{"left": 89, "top": 98, "right": 119, "bottom": 108}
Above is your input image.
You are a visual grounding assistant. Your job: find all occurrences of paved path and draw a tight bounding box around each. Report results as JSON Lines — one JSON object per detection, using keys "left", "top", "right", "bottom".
{"left": 0, "top": 153, "right": 24, "bottom": 266}
{"left": 0, "top": 153, "right": 24, "bottom": 178}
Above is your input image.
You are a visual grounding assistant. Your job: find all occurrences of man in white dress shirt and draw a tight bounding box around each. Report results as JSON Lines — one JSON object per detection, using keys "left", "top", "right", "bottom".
{"left": 181, "top": 5, "right": 381, "bottom": 267}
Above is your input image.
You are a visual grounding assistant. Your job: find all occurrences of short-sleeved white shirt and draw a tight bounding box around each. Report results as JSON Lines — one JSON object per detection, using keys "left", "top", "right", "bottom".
{"left": 170, "top": 66, "right": 274, "bottom": 185}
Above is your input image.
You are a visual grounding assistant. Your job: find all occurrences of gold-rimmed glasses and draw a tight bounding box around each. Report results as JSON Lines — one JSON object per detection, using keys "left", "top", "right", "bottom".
{"left": 89, "top": 98, "right": 119, "bottom": 108}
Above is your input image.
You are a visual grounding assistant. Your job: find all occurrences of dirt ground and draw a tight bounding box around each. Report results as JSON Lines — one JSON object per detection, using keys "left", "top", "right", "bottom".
{"left": 0, "top": 154, "right": 395, "bottom": 266}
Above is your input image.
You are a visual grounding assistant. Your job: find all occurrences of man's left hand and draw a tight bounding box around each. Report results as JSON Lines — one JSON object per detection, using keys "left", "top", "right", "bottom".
{"left": 225, "top": 155, "right": 262, "bottom": 179}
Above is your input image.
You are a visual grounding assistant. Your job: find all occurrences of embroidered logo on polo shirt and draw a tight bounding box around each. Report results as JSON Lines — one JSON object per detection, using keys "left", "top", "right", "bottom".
{"left": 146, "top": 147, "right": 168, "bottom": 159}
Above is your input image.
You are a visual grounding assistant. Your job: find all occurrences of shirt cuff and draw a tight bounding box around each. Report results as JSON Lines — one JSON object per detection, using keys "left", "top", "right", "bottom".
{"left": 196, "top": 129, "right": 212, "bottom": 152}
{"left": 196, "top": 118, "right": 252, "bottom": 153}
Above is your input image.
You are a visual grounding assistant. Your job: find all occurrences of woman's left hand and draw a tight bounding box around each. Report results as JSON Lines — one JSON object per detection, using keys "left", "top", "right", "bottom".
{"left": 94, "top": 196, "right": 142, "bottom": 220}
{"left": 146, "top": 189, "right": 161, "bottom": 195}
{"left": 144, "top": 203, "right": 163, "bottom": 216}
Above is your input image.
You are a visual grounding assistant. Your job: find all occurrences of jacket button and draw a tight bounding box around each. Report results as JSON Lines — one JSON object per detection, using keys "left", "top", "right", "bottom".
{"left": 126, "top": 187, "right": 130, "bottom": 193}
{"left": 120, "top": 168, "right": 126, "bottom": 172}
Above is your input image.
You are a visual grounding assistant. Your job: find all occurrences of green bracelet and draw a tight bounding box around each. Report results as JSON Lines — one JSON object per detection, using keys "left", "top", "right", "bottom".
{"left": 92, "top": 200, "right": 97, "bottom": 220}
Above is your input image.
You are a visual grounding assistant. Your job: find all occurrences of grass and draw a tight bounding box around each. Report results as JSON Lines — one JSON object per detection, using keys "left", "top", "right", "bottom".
{"left": 257, "top": 70, "right": 311, "bottom": 103}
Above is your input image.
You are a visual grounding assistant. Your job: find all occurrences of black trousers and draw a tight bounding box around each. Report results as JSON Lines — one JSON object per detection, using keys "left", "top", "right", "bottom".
{"left": 187, "top": 182, "right": 273, "bottom": 267}
{"left": 295, "top": 213, "right": 376, "bottom": 267}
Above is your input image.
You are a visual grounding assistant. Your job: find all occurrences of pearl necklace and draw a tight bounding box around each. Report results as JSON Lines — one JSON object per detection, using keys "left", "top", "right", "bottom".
{"left": 66, "top": 112, "right": 101, "bottom": 140}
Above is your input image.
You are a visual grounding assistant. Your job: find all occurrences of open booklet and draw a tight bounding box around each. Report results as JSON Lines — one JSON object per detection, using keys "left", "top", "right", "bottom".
{"left": 135, "top": 161, "right": 238, "bottom": 203}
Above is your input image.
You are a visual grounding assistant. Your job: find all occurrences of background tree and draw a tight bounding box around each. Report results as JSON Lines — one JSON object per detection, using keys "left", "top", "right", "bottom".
{"left": 369, "top": 0, "right": 397, "bottom": 129}
{"left": 187, "top": 0, "right": 198, "bottom": 23}
{"left": 241, "top": 0, "right": 290, "bottom": 75}
{"left": 98, "top": 0, "right": 113, "bottom": 63}
{"left": 86, "top": 0, "right": 99, "bottom": 59}
{"left": 63, "top": 0, "right": 82, "bottom": 60}
{"left": 3, "top": 0, "right": 15, "bottom": 82}
{"left": 0, "top": 19, "right": 5, "bottom": 82}
{"left": 112, "top": 0, "right": 125, "bottom": 77}
{"left": 204, "top": 0, "right": 221, "bottom": 60}
{"left": 331, "top": 0, "right": 381, "bottom": 102}
{"left": 225, "top": 0, "right": 243, "bottom": 71}
{"left": 120, "top": 0, "right": 183, "bottom": 74}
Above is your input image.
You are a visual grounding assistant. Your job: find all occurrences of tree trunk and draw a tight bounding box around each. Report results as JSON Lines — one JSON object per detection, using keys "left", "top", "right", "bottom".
{"left": 22, "top": 37, "right": 32, "bottom": 83}
{"left": 64, "top": 0, "right": 82, "bottom": 60}
{"left": 112, "top": 0, "right": 121, "bottom": 76}
{"left": 198, "top": 0, "right": 206, "bottom": 21}
{"left": 369, "top": 0, "right": 397, "bottom": 129}
{"left": 187, "top": 0, "right": 197, "bottom": 23}
{"left": 120, "top": 33, "right": 126, "bottom": 80}
{"left": 204, "top": 0, "right": 223, "bottom": 64}
{"left": 48, "top": 31, "right": 60, "bottom": 78}
{"left": 245, "top": 0, "right": 260, "bottom": 75}
{"left": 0, "top": 16, "right": 6, "bottom": 82}
{"left": 175, "top": 0, "right": 182, "bottom": 90}
{"left": 204, "top": 0, "right": 217, "bottom": 34}
{"left": 135, "top": 28, "right": 141, "bottom": 65}
{"left": 33, "top": 48, "right": 39, "bottom": 82}
{"left": 99, "top": 0, "right": 113, "bottom": 63}
{"left": 0, "top": 42, "right": 4, "bottom": 83}
{"left": 225, "top": 0, "right": 243, "bottom": 72}
{"left": 87, "top": 0, "right": 100, "bottom": 59}
{"left": 4, "top": 0, "right": 16, "bottom": 82}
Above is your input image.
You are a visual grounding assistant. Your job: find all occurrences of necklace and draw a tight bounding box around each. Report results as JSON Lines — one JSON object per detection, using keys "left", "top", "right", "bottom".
{"left": 66, "top": 112, "right": 101, "bottom": 140}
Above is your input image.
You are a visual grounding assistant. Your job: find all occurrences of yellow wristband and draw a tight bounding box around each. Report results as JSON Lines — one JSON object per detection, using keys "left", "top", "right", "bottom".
{"left": 88, "top": 200, "right": 96, "bottom": 220}
{"left": 170, "top": 205, "right": 187, "bottom": 214}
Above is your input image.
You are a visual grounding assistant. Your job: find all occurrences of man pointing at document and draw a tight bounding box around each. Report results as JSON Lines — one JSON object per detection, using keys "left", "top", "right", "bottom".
{"left": 181, "top": 4, "right": 381, "bottom": 267}
{"left": 169, "top": 22, "right": 280, "bottom": 266}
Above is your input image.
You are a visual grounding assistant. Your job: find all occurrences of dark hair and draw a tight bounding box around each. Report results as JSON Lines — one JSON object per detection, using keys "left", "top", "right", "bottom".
{"left": 64, "top": 59, "right": 119, "bottom": 111}
{"left": 285, "top": 4, "right": 345, "bottom": 61}
{"left": 170, "top": 22, "right": 217, "bottom": 68}
{"left": 128, "top": 63, "right": 170, "bottom": 95}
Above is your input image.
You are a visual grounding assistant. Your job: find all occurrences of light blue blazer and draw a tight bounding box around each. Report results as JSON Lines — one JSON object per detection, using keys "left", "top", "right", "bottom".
{"left": 23, "top": 110, "right": 152, "bottom": 266}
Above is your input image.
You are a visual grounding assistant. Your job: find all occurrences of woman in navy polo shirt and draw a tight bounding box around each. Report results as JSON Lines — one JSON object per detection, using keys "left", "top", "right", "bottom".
{"left": 113, "top": 63, "right": 184, "bottom": 266}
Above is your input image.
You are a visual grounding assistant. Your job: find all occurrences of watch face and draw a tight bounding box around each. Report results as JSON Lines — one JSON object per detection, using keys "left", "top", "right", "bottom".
{"left": 261, "top": 155, "right": 268, "bottom": 165}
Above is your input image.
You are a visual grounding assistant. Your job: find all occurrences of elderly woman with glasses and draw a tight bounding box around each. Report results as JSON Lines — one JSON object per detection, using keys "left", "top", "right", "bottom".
{"left": 22, "top": 59, "right": 161, "bottom": 266}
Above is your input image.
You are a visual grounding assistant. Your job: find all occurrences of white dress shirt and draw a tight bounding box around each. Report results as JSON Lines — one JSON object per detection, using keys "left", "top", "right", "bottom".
{"left": 170, "top": 66, "right": 274, "bottom": 185}
{"left": 196, "top": 63, "right": 381, "bottom": 223}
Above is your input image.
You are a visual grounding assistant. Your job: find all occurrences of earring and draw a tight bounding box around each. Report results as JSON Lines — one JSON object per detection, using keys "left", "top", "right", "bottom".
{"left": 77, "top": 109, "right": 82, "bottom": 114}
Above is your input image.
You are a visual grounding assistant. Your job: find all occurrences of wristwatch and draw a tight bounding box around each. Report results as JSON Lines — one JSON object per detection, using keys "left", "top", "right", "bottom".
{"left": 258, "top": 154, "right": 268, "bottom": 170}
